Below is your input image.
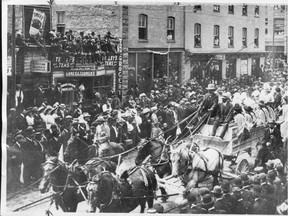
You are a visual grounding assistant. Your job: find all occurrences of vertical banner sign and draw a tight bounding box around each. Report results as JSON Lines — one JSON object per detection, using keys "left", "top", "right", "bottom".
{"left": 117, "top": 39, "right": 123, "bottom": 99}
{"left": 29, "top": 9, "right": 46, "bottom": 37}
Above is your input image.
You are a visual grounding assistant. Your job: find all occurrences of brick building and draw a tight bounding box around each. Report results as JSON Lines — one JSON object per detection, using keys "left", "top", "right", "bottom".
{"left": 184, "top": 4, "right": 267, "bottom": 83}
{"left": 265, "top": 5, "right": 288, "bottom": 68}
{"left": 7, "top": 5, "right": 51, "bottom": 108}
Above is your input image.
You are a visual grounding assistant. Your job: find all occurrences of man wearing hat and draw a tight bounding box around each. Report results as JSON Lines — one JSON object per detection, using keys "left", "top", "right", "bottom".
{"left": 16, "top": 109, "right": 28, "bottom": 131}
{"left": 34, "top": 83, "right": 44, "bottom": 106}
{"left": 251, "top": 185, "right": 270, "bottom": 214}
{"left": 262, "top": 120, "right": 283, "bottom": 151}
{"left": 211, "top": 185, "right": 231, "bottom": 213}
{"left": 211, "top": 92, "right": 234, "bottom": 138}
{"left": 93, "top": 116, "right": 110, "bottom": 144}
{"left": 188, "top": 83, "right": 219, "bottom": 130}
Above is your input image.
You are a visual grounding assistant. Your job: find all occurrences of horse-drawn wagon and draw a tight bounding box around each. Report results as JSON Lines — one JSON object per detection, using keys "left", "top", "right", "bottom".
{"left": 191, "top": 123, "right": 266, "bottom": 175}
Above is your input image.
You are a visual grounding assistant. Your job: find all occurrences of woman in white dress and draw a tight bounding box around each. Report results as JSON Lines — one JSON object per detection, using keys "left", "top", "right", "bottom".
{"left": 279, "top": 95, "right": 288, "bottom": 144}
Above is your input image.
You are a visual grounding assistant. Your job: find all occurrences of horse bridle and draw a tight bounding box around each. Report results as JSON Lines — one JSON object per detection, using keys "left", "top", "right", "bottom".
{"left": 88, "top": 171, "right": 118, "bottom": 210}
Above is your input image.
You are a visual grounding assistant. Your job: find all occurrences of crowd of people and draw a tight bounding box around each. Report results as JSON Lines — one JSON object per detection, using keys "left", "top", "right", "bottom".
{"left": 6, "top": 69, "right": 288, "bottom": 213}
{"left": 174, "top": 164, "right": 287, "bottom": 214}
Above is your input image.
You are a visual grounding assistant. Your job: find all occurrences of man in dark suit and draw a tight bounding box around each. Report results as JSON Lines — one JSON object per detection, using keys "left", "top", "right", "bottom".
{"left": 263, "top": 120, "right": 283, "bottom": 150}
{"left": 34, "top": 83, "right": 44, "bottom": 106}
{"left": 211, "top": 92, "right": 233, "bottom": 138}
{"left": 108, "top": 117, "right": 119, "bottom": 143}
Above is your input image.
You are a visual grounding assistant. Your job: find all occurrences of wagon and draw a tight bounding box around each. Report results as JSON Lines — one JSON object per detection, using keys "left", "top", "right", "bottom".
{"left": 190, "top": 123, "right": 266, "bottom": 175}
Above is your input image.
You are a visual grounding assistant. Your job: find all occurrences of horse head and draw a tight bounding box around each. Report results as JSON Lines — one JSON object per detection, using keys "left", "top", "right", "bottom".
{"left": 135, "top": 140, "right": 151, "bottom": 165}
{"left": 170, "top": 148, "right": 191, "bottom": 177}
{"left": 86, "top": 172, "right": 115, "bottom": 212}
{"left": 39, "top": 156, "right": 67, "bottom": 193}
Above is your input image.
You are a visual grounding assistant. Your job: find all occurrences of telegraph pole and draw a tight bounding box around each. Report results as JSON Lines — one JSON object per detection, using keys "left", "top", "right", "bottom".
{"left": 11, "top": 5, "right": 16, "bottom": 108}
{"left": 272, "top": 6, "right": 275, "bottom": 70}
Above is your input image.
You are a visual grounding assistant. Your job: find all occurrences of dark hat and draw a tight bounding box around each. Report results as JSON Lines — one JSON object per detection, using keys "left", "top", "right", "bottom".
{"left": 240, "top": 173, "right": 250, "bottom": 185}
{"left": 211, "top": 185, "right": 222, "bottom": 196}
{"left": 232, "top": 187, "right": 242, "bottom": 196}
{"left": 233, "top": 103, "right": 242, "bottom": 112}
{"left": 261, "top": 182, "right": 275, "bottom": 195}
{"left": 266, "top": 170, "right": 277, "bottom": 181}
{"left": 221, "top": 181, "right": 232, "bottom": 193}
{"left": 198, "top": 187, "right": 210, "bottom": 197}
{"left": 244, "top": 105, "right": 253, "bottom": 112}
{"left": 251, "top": 184, "right": 263, "bottom": 197}
{"left": 201, "top": 194, "right": 214, "bottom": 207}
{"left": 15, "top": 134, "right": 25, "bottom": 141}
{"left": 233, "top": 176, "right": 244, "bottom": 187}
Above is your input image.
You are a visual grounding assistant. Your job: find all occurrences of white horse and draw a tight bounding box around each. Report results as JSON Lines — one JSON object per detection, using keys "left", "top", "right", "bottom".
{"left": 170, "top": 142, "right": 224, "bottom": 191}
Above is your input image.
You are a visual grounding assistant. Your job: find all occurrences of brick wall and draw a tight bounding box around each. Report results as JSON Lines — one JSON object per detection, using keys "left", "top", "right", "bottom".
{"left": 51, "top": 5, "right": 121, "bottom": 38}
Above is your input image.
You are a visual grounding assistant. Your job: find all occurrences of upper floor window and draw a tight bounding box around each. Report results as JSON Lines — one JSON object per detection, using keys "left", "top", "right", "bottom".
{"left": 265, "top": 18, "right": 268, "bottom": 26}
{"left": 194, "top": 5, "right": 202, "bottom": 12}
{"left": 228, "top": 26, "right": 234, "bottom": 47}
{"left": 242, "top": 4, "right": 248, "bottom": 16}
{"left": 57, "top": 11, "right": 65, "bottom": 23}
{"left": 255, "top": 6, "right": 259, "bottom": 17}
{"left": 139, "top": 14, "right": 148, "bottom": 40}
{"left": 214, "top": 25, "right": 220, "bottom": 47}
{"left": 254, "top": 28, "right": 259, "bottom": 47}
{"left": 167, "top": 17, "right": 175, "bottom": 41}
{"left": 194, "top": 23, "right": 201, "bottom": 47}
{"left": 213, "top": 5, "right": 220, "bottom": 12}
{"left": 228, "top": 5, "right": 234, "bottom": 14}
{"left": 242, "top": 28, "right": 247, "bottom": 47}
{"left": 274, "top": 5, "right": 285, "bottom": 12}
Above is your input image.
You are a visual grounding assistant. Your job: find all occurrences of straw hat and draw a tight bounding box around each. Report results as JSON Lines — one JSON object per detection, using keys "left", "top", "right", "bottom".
{"left": 206, "top": 84, "right": 216, "bottom": 90}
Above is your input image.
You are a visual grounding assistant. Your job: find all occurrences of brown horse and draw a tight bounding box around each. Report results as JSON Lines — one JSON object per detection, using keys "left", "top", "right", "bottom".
{"left": 83, "top": 157, "right": 117, "bottom": 181}
{"left": 86, "top": 166, "right": 157, "bottom": 213}
{"left": 64, "top": 135, "right": 124, "bottom": 165}
{"left": 135, "top": 140, "right": 171, "bottom": 201}
{"left": 39, "top": 157, "right": 88, "bottom": 212}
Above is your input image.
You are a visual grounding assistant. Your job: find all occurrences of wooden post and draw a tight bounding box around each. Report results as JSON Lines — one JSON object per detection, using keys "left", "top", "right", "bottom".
{"left": 11, "top": 5, "right": 16, "bottom": 108}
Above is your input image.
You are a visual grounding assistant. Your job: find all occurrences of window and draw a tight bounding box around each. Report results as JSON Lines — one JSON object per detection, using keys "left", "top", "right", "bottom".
{"left": 139, "top": 14, "right": 148, "bottom": 40}
{"left": 242, "top": 4, "right": 247, "bottom": 16}
{"left": 228, "top": 26, "right": 234, "bottom": 47}
{"left": 194, "top": 23, "right": 201, "bottom": 47}
{"left": 242, "top": 28, "right": 247, "bottom": 47}
{"left": 214, "top": 25, "right": 220, "bottom": 47}
{"left": 255, "top": 6, "right": 259, "bottom": 17}
{"left": 194, "top": 5, "right": 201, "bottom": 12}
{"left": 228, "top": 5, "right": 234, "bottom": 14}
{"left": 167, "top": 17, "right": 175, "bottom": 41}
{"left": 265, "top": 29, "right": 268, "bottom": 34}
{"left": 275, "top": 5, "right": 285, "bottom": 12}
{"left": 57, "top": 11, "right": 65, "bottom": 23}
{"left": 265, "top": 18, "right": 268, "bottom": 26}
{"left": 254, "top": 28, "right": 259, "bottom": 47}
{"left": 213, "top": 5, "right": 220, "bottom": 12}
{"left": 56, "top": 11, "right": 65, "bottom": 35}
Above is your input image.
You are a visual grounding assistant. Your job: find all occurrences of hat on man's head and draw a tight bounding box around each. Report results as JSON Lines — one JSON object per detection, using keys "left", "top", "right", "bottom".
{"left": 83, "top": 112, "right": 91, "bottom": 118}
{"left": 222, "top": 92, "right": 232, "bottom": 101}
{"left": 221, "top": 181, "right": 232, "bottom": 193}
{"left": 233, "top": 103, "right": 242, "bottom": 112}
{"left": 206, "top": 83, "right": 216, "bottom": 90}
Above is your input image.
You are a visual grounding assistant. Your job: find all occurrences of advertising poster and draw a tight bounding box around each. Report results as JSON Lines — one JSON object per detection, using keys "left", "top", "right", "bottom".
{"left": 29, "top": 9, "right": 46, "bottom": 37}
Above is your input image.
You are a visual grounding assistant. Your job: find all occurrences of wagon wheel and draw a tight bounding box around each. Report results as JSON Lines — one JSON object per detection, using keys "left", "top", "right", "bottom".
{"left": 235, "top": 159, "right": 250, "bottom": 175}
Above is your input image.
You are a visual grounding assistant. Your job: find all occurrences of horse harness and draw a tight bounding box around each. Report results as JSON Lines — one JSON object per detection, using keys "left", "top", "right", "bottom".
{"left": 184, "top": 147, "right": 223, "bottom": 184}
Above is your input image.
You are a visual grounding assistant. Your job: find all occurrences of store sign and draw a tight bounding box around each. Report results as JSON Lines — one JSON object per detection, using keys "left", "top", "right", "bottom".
{"left": 31, "top": 60, "right": 51, "bottom": 73}
{"left": 117, "top": 39, "right": 123, "bottom": 97}
{"left": 274, "top": 18, "right": 284, "bottom": 32}
{"left": 61, "top": 83, "right": 75, "bottom": 92}
{"left": 65, "top": 71, "right": 96, "bottom": 77}
{"left": 29, "top": 9, "right": 46, "bottom": 37}
{"left": 53, "top": 55, "right": 75, "bottom": 69}
{"left": 104, "top": 55, "right": 118, "bottom": 68}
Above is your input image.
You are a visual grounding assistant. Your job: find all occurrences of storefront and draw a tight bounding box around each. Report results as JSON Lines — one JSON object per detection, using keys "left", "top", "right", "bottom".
{"left": 128, "top": 50, "right": 183, "bottom": 93}
{"left": 52, "top": 53, "right": 118, "bottom": 104}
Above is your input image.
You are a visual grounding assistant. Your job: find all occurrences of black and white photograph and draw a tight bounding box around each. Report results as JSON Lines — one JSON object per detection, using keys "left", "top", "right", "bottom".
{"left": 1, "top": 0, "right": 288, "bottom": 215}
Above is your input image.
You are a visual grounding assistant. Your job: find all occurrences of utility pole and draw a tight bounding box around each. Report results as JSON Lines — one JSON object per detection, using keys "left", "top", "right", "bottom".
{"left": 272, "top": 6, "right": 275, "bottom": 70}
{"left": 11, "top": 5, "right": 16, "bottom": 108}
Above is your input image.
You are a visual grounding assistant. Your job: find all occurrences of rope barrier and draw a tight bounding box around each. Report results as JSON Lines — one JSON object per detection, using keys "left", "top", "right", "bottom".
{"left": 7, "top": 164, "right": 60, "bottom": 200}
{"left": 12, "top": 194, "right": 53, "bottom": 212}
